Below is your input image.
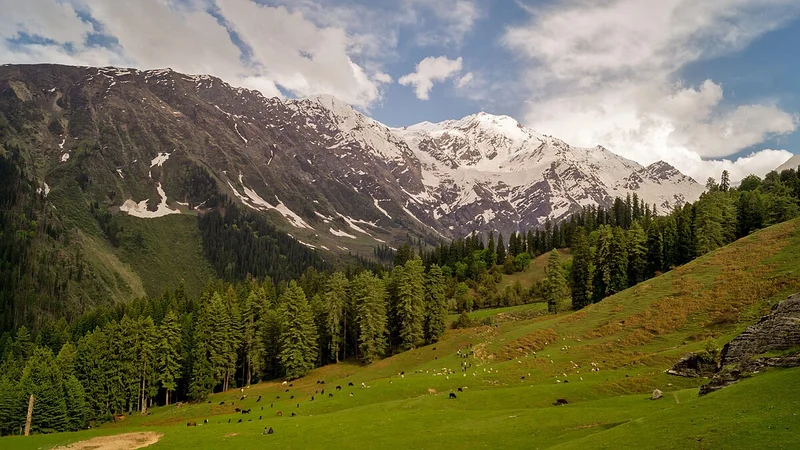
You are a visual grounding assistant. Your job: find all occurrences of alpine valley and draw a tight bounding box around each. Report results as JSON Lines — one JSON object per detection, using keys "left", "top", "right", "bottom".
{"left": 0, "top": 63, "right": 703, "bottom": 326}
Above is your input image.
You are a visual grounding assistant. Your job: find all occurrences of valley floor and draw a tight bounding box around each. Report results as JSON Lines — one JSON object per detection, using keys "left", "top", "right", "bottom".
{"left": 6, "top": 219, "right": 800, "bottom": 449}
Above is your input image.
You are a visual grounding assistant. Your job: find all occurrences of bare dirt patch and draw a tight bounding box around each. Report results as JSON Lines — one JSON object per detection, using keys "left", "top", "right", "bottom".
{"left": 54, "top": 432, "right": 163, "bottom": 450}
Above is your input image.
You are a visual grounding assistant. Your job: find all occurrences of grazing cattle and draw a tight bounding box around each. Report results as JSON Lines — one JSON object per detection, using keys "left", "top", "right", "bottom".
{"left": 204, "top": 419, "right": 208, "bottom": 424}
{"left": 320, "top": 381, "right": 325, "bottom": 384}
{"left": 348, "top": 382, "right": 354, "bottom": 387}
{"left": 282, "top": 381, "right": 288, "bottom": 386}
{"left": 235, "top": 408, "right": 241, "bottom": 412}
{"left": 563, "top": 380, "right": 569, "bottom": 383}
{"left": 427, "top": 388, "right": 437, "bottom": 395}
{"left": 457, "top": 387, "right": 463, "bottom": 392}
{"left": 268, "top": 427, "right": 274, "bottom": 434}
{"left": 296, "top": 403, "right": 299, "bottom": 408}
{"left": 237, "top": 419, "right": 242, "bottom": 423}
{"left": 449, "top": 393, "right": 457, "bottom": 399}
{"left": 321, "top": 389, "right": 325, "bottom": 394}
{"left": 242, "top": 409, "right": 251, "bottom": 414}
{"left": 432, "top": 347, "right": 436, "bottom": 350}
{"left": 554, "top": 398, "right": 569, "bottom": 406}
{"left": 291, "top": 412, "right": 296, "bottom": 417}
{"left": 277, "top": 410, "right": 283, "bottom": 416}
{"left": 400, "top": 371, "right": 404, "bottom": 375}
{"left": 187, "top": 422, "right": 196, "bottom": 427}
{"left": 285, "top": 389, "right": 290, "bottom": 392}
{"left": 257, "top": 396, "right": 262, "bottom": 402}
{"left": 311, "top": 396, "right": 314, "bottom": 401}
{"left": 259, "top": 416, "right": 262, "bottom": 420}
{"left": 328, "top": 393, "right": 333, "bottom": 398}
{"left": 228, "top": 419, "right": 231, "bottom": 423}
{"left": 336, "top": 386, "right": 342, "bottom": 391}
{"left": 349, "top": 393, "right": 354, "bottom": 397}
{"left": 289, "top": 384, "right": 293, "bottom": 387}
{"left": 276, "top": 396, "right": 280, "bottom": 399}
{"left": 219, "top": 401, "right": 225, "bottom": 405}
{"left": 290, "top": 395, "right": 294, "bottom": 399}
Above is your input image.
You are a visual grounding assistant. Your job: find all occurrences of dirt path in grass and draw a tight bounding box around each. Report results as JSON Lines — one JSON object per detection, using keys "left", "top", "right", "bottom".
{"left": 54, "top": 432, "right": 163, "bottom": 450}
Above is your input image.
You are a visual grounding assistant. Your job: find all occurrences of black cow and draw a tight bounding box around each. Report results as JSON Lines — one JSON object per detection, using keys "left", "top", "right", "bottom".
{"left": 256, "top": 396, "right": 262, "bottom": 402}
{"left": 449, "top": 393, "right": 457, "bottom": 399}
{"left": 276, "top": 396, "right": 280, "bottom": 399}
{"left": 291, "top": 412, "right": 296, "bottom": 417}
{"left": 267, "top": 427, "right": 274, "bottom": 434}
{"left": 228, "top": 419, "right": 231, "bottom": 423}
{"left": 285, "top": 389, "right": 290, "bottom": 392}
{"left": 336, "top": 386, "right": 342, "bottom": 391}
{"left": 321, "top": 389, "right": 325, "bottom": 394}
{"left": 290, "top": 395, "right": 294, "bottom": 399}
{"left": 457, "top": 387, "right": 463, "bottom": 392}
{"left": 259, "top": 416, "right": 262, "bottom": 420}
{"left": 348, "top": 382, "right": 354, "bottom": 386}
{"left": 554, "top": 398, "right": 568, "bottom": 406}
{"left": 235, "top": 408, "right": 241, "bottom": 413}
{"left": 204, "top": 419, "right": 208, "bottom": 424}
{"left": 219, "top": 401, "right": 225, "bottom": 405}
{"left": 237, "top": 419, "right": 242, "bottom": 423}
{"left": 311, "top": 396, "right": 314, "bottom": 401}
{"left": 328, "top": 393, "right": 333, "bottom": 398}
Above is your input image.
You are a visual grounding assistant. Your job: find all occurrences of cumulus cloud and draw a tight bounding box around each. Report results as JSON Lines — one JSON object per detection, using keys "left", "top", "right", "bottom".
{"left": 0, "top": 0, "right": 398, "bottom": 108}
{"left": 504, "top": 0, "right": 800, "bottom": 182}
{"left": 399, "top": 56, "right": 463, "bottom": 100}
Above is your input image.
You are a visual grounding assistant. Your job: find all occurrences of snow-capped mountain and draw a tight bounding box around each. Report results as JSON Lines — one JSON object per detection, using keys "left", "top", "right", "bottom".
{"left": 0, "top": 64, "right": 704, "bottom": 254}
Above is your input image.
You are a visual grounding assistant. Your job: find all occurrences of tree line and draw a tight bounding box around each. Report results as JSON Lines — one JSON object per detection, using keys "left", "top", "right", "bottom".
{"left": 0, "top": 256, "right": 451, "bottom": 435}
{"left": 541, "top": 168, "right": 800, "bottom": 312}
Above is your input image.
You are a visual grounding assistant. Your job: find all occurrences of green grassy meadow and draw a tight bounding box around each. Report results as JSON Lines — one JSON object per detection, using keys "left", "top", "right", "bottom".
{"left": 6, "top": 219, "right": 800, "bottom": 449}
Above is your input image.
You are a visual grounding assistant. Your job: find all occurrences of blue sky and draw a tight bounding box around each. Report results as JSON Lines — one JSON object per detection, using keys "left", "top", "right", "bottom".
{"left": 2, "top": 0, "right": 799, "bottom": 181}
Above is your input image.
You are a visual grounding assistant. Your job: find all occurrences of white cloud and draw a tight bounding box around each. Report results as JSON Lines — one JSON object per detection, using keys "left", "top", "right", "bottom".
{"left": 455, "top": 72, "right": 473, "bottom": 88}
{"left": 399, "top": 56, "right": 463, "bottom": 100}
{"left": 407, "top": 0, "right": 480, "bottom": 46}
{"left": 0, "top": 0, "right": 393, "bottom": 108}
{"left": 504, "top": 0, "right": 800, "bottom": 182}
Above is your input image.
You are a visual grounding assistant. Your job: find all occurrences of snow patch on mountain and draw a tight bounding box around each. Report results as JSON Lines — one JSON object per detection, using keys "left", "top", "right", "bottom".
{"left": 120, "top": 183, "right": 181, "bottom": 218}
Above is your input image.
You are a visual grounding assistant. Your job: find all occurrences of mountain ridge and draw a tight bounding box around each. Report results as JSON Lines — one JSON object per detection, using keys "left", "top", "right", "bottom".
{"left": 0, "top": 63, "right": 704, "bottom": 250}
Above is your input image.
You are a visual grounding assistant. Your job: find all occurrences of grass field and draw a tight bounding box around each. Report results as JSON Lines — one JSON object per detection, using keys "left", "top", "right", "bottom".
{"left": 6, "top": 219, "right": 800, "bottom": 449}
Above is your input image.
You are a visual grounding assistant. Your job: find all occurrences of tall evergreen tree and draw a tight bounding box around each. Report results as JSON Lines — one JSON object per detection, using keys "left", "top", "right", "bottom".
{"left": 278, "top": 281, "right": 319, "bottom": 380}
{"left": 609, "top": 227, "right": 629, "bottom": 293}
{"left": 324, "top": 272, "right": 348, "bottom": 363}
{"left": 156, "top": 311, "right": 182, "bottom": 405}
{"left": 423, "top": 265, "right": 447, "bottom": 344}
{"left": 626, "top": 221, "right": 648, "bottom": 285}
{"left": 392, "top": 258, "right": 425, "bottom": 349}
{"left": 570, "top": 228, "right": 592, "bottom": 310}
{"left": 20, "top": 347, "right": 67, "bottom": 433}
{"left": 352, "top": 272, "right": 387, "bottom": 364}
{"left": 543, "top": 250, "right": 568, "bottom": 313}
{"left": 496, "top": 233, "right": 506, "bottom": 265}
{"left": 592, "top": 225, "right": 614, "bottom": 302}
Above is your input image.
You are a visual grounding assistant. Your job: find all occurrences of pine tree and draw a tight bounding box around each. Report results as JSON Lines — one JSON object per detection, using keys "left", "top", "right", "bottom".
{"left": 570, "top": 228, "right": 592, "bottom": 310}
{"left": 352, "top": 272, "right": 388, "bottom": 364}
{"left": 20, "top": 347, "right": 67, "bottom": 433}
{"left": 626, "top": 221, "right": 648, "bottom": 285}
{"left": 720, "top": 170, "right": 731, "bottom": 192}
{"left": 257, "top": 306, "right": 283, "bottom": 380}
{"left": 325, "top": 272, "right": 348, "bottom": 363}
{"left": 156, "top": 311, "right": 182, "bottom": 405}
{"left": 63, "top": 375, "right": 89, "bottom": 431}
{"left": 496, "top": 233, "right": 506, "bottom": 265}
{"left": 485, "top": 231, "right": 496, "bottom": 266}
{"left": 592, "top": 225, "right": 613, "bottom": 302}
{"left": 646, "top": 222, "right": 664, "bottom": 275}
{"left": 241, "top": 291, "right": 264, "bottom": 386}
{"left": 278, "top": 281, "right": 318, "bottom": 379}
{"left": 609, "top": 227, "right": 629, "bottom": 293}
{"left": 423, "top": 265, "right": 447, "bottom": 343}
{"left": 392, "top": 258, "right": 425, "bottom": 349}
{"left": 543, "top": 250, "right": 568, "bottom": 313}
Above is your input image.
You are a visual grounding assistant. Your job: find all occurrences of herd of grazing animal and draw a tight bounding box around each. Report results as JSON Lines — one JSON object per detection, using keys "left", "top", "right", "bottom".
{"left": 178, "top": 343, "right": 581, "bottom": 436}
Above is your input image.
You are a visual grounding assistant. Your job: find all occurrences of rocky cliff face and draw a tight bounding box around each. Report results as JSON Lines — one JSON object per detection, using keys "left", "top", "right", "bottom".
{"left": 699, "top": 293, "right": 800, "bottom": 395}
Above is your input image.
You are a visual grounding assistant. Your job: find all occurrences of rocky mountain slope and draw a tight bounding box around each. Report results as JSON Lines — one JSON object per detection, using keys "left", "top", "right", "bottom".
{"left": 0, "top": 64, "right": 704, "bottom": 253}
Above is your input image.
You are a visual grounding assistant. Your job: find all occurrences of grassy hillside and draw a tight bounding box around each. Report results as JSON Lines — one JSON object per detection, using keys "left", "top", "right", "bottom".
{"left": 497, "top": 248, "right": 571, "bottom": 292}
{"left": 6, "top": 219, "right": 800, "bottom": 449}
